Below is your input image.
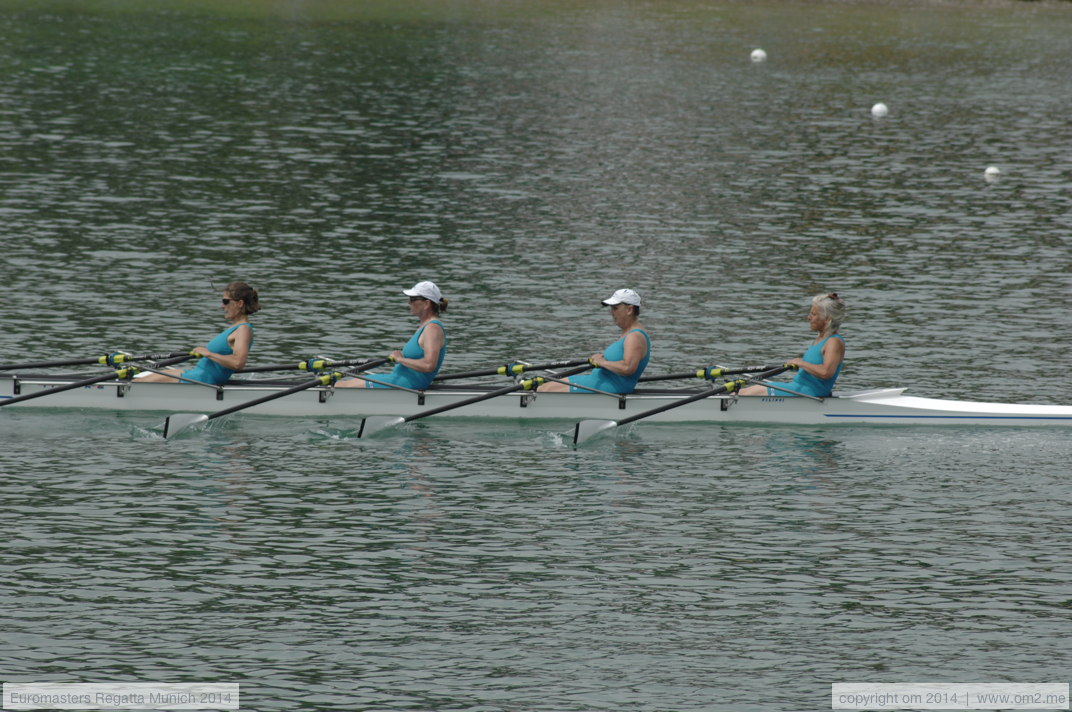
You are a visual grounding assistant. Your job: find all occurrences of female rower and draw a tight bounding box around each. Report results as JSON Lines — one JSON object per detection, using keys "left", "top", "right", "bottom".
{"left": 336, "top": 280, "right": 448, "bottom": 390}
{"left": 740, "top": 292, "right": 846, "bottom": 397}
{"left": 138, "top": 282, "right": 259, "bottom": 385}
{"left": 538, "top": 288, "right": 651, "bottom": 394}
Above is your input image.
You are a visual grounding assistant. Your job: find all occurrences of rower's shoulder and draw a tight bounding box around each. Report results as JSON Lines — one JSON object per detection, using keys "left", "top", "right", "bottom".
{"left": 823, "top": 333, "right": 845, "bottom": 354}
{"left": 419, "top": 320, "right": 446, "bottom": 339}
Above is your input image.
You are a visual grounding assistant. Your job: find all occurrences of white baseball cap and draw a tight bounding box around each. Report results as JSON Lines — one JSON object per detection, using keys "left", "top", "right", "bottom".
{"left": 601, "top": 288, "right": 641, "bottom": 307}
{"left": 402, "top": 280, "right": 442, "bottom": 304}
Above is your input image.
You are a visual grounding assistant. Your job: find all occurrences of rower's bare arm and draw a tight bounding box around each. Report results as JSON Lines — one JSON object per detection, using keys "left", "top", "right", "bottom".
{"left": 594, "top": 331, "right": 646, "bottom": 376}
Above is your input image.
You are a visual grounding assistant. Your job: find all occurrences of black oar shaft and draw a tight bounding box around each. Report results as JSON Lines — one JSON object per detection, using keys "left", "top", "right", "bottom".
{"left": 1, "top": 371, "right": 135, "bottom": 407}
{"left": 236, "top": 357, "right": 381, "bottom": 374}
{"left": 234, "top": 364, "right": 304, "bottom": 373}
{"left": 206, "top": 376, "right": 335, "bottom": 420}
{"left": 0, "top": 354, "right": 193, "bottom": 407}
{"left": 615, "top": 365, "right": 793, "bottom": 427}
{"left": 0, "top": 350, "right": 188, "bottom": 371}
{"left": 434, "top": 359, "right": 590, "bottom": 382}
{"left": 205, "top": 358, "right": 391, "bottom": 420}
{"left": 404, "top": 363, "right": 593, "bottom": 423}
{"left": 614, "top": 383, "right": 737, "bottom": 427}
{"left": 638, "top": 365, "right": 785, "bottom": 382}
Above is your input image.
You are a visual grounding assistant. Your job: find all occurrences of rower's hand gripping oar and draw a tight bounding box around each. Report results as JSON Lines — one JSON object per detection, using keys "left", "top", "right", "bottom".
{"left": 357, "top": 361, "right": 594, "bottom": 438}
{"left": 0, "top": 350, "right": 189, "bottom": 372}
{"left": 162, "top": 357, "right": 390, "bottom": 439}
{"left": 572, "top": 364, "right": 794, "bottom": 445}
{"left": 0, "top": 354, "right": 195, "bottom": 408}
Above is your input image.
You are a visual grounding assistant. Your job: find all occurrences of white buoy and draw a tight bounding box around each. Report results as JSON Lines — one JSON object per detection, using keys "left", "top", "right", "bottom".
{"left": 871, "top": 102, "right": 889, "bottom": 118}
{"left": 750, "top": 48, "right": 767, "bottom": 63}
{"left": 984, "top": 166, "right": 1001, "bottom": 183}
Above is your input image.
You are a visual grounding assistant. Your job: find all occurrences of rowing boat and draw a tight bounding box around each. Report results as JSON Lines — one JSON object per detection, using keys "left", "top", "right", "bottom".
{"left": 4, "top": 374, "right": 1072, "bottom": 426}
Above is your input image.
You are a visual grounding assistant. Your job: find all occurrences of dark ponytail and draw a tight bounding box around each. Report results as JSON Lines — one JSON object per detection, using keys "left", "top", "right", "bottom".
{"left": 226, "top": 281, "right": 261, "bottom": 315}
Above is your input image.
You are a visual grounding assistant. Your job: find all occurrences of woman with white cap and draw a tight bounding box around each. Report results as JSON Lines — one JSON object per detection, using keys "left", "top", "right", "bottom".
{"left": 538, "top": 288, "right": 651, "bottom": 394}
{"left": 336, "top": 280, "right": 448, "bottom": 390}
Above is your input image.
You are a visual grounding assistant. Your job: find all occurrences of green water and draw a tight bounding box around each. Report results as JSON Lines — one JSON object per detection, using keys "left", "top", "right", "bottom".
{"left": 2, "top": 1, "right": 1070, "bottom": 709}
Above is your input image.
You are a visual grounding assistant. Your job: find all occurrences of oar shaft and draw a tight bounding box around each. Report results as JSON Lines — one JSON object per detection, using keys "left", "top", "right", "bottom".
{"left": 202, "top": 358, "right": 391, "bottom": 420}
{"left": 235, "top": 357, "right": 380, "bottom": 374}
{"left": 403, "top": 363, "right": 593, "bottom": 423}
{"left": 614, "top": 383, "right": 737, "bottom": 427}
{"left": 614, "top": 365, "right": 793, "bottom": 427}
{"left": 234, "top": 364, "right": 304, "bottom": 373}
{"left": 0, "top": 350, "right": 188, "bottom": 371}
{"left": 206, "top": 375, "right": 336, "bottom": 420}
{"left": 0, "top": 353, "right": 192, "bottom": 407}
{"left": 434, "top": 359, "right": 590, "bottom": 382}
{"left": 637, "top": 365, "right": 785, "bottom": 382}
{"left": 1, "top": 371, "right": 134, "bottom": 406}
{"left": 402, "top": 383, "right": 523, "bottom": 422}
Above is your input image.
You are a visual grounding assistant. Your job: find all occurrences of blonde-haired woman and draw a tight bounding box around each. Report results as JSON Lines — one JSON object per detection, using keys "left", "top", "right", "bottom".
{"left": 741, "top": 292, "right": 845, "bottom": 397}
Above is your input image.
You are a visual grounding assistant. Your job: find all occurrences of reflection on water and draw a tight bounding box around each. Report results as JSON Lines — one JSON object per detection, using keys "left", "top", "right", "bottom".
{"left": 4, "top": 411, "right": 1072, "bottom": 709}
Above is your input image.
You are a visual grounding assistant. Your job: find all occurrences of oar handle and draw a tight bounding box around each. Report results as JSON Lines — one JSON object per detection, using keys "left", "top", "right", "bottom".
{"left": 434, "top": 358, "right": 591, "bottom": 382}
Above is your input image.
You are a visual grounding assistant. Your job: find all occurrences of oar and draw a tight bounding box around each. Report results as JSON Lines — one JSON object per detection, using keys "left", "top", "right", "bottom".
{"left": 433, "top": 358, "right": 590, "bottom": 382}
{"left": 0, "top": 354, "right": 194, "bottom": 408}
{"left": 161, "top": 357, "right": 390, "bottom": 439}
{"left": 638, "top": 364, "right": 787, "bottom": 383}
{"left": 573, "top": 364, "right": 794, "bottom": 445}
{"left": 0, "top": 350, "right": 188, "bottom": 372}
{"left": 358, "top": 362, "right": 594, "bottom": 438}
{"left": 236, "top": 357, "right": 381, "bottom": 374}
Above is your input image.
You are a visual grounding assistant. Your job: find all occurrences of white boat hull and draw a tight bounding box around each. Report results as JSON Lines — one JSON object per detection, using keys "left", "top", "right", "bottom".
{"left": 4, "top": 376, "right": 1072, "bottom": 426}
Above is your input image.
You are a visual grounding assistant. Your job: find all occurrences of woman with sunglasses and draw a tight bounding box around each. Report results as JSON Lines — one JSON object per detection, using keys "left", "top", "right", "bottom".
{"left": 138, "top": 282, "right": 259, "bottom": 385}
{"left": 740, "top": 292, "right": 846, "bottom": 397}
{"left": 337, "top": 280, "right": 448, "bottom": 390}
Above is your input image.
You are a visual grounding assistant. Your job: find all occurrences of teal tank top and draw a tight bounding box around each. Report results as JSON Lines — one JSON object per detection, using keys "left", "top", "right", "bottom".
{"left": 568, "top": 328, "right": 651, "bottom": 394}
{"left": 180, "top": 323, "right": 253, "bottom": 386}
{"left": 369, "top": 319, "right": 447, "bottom": 390}
{"left": 786, "top": 334, "right": 843, "bottom": 397}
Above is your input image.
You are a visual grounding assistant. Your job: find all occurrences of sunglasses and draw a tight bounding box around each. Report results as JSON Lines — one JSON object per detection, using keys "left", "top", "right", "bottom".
{"left": 408, "top": 296, "right": 427, "bottom": 303}
{"left": 221, "top": 298, "right": 240, "bottom": 305}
